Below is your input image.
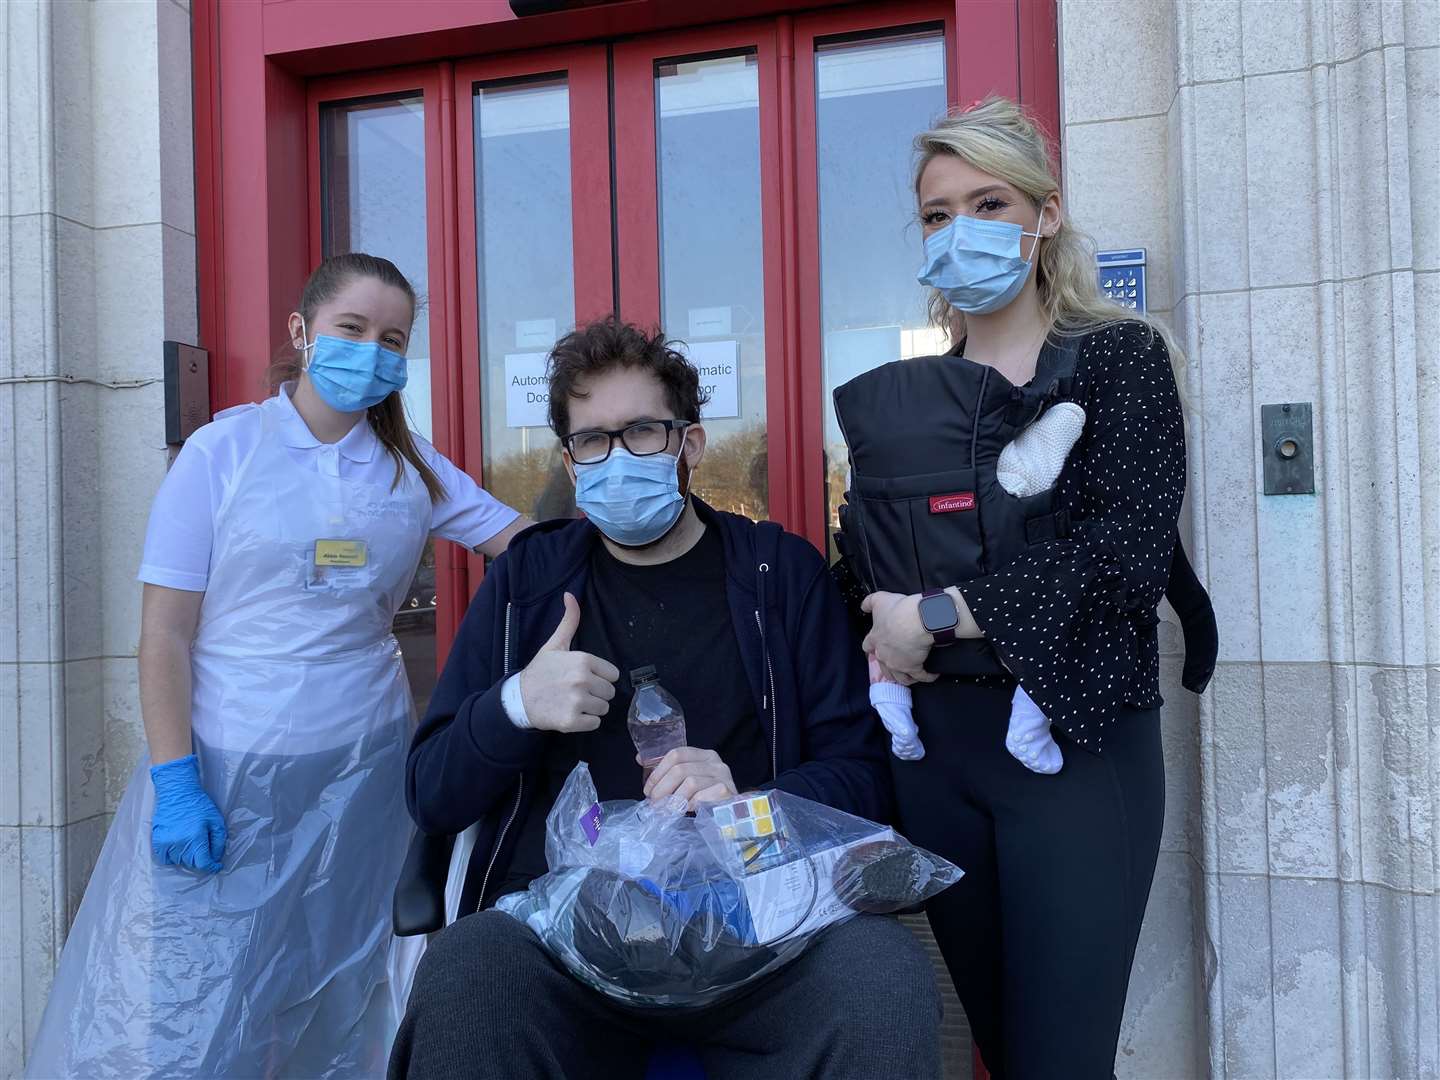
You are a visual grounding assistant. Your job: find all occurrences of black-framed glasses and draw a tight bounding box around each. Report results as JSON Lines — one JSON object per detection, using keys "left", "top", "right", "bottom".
{"left": 563, "top": 420, "right": 691, "bottom": 464}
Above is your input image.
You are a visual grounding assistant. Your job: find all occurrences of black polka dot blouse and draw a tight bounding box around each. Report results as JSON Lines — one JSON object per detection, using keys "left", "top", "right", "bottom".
{"left": 956, "top": 320, "right": 1185, "bottom": 752}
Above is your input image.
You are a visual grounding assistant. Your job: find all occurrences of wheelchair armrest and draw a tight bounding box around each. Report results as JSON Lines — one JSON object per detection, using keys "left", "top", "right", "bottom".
{"left": 393, "top": 828, "right": 456, "bottom": 937}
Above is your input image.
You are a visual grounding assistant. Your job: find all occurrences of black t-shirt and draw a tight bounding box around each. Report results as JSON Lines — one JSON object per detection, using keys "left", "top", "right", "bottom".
{"left": 497, "top": 525, "right": 770, "bottom": 897}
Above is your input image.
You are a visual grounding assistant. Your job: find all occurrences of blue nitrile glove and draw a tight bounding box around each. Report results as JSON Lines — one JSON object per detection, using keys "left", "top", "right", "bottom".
{"left": 149, "top": 754, "right": 227, "bottom": 873}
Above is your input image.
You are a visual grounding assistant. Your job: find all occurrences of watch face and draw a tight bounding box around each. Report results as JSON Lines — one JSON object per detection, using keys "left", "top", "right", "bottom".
{"left": 919, "top": 593, "right": 958, "bottom": 633}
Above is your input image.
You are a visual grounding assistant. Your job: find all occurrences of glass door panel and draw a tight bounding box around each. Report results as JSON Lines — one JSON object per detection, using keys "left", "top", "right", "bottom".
{"left": 813, "top": 30, "right": 949, "bottom": 537}
{"left": 319, "top": 94, "right": 435, "bottom": 440}
{"left": 655, "top": 53, "right": 768, "bottom": 519}
{"left": 472, "top": 76, "right": 577, "bottom": 522}
{"left": 318, "top": 91, "right": 439, "bottom": 713}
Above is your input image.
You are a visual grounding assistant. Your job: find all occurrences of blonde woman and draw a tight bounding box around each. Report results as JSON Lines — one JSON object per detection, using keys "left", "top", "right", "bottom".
{"left": 836, "top": 98, "right": 1215, "bottom": 1077}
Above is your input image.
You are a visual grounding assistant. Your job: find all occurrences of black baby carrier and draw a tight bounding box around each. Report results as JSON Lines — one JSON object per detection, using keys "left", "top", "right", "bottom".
{"left": 833, "top": 335, "right": 1216, "bottom": 690}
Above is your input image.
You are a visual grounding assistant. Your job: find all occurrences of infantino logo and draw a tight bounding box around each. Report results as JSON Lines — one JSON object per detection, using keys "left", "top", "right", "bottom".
{"left": 929, "top": 492, "right": 976, "bottom": 514}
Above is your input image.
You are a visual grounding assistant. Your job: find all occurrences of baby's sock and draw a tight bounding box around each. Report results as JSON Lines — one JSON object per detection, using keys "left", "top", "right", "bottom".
{"left": 868, "top": 658, "right": 924, "bottom": 760}
{"left": 870, "top": 682, "right": 924, "bottom": 760}
{"left": 1005, "top": 684, "right": 1063, "bottom": 774}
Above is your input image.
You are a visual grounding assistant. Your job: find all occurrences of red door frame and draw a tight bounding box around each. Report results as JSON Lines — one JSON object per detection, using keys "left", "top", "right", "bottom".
{"left": 450, "top": 45, "right": 615, "bottom": 590}
{"left": 194, "top": 0, "right": 1057, "bottom": 414}
{"left": 192, "top": 0, "right": 1056, "bottom": 675}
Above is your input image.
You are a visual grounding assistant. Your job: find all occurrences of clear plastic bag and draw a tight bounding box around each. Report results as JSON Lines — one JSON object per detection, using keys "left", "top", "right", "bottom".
{"left": 497, "top": 763, "right": 963, "bottom": 1007}
{"left": 25, "top": 726, "right": 420, "bottom": 1078}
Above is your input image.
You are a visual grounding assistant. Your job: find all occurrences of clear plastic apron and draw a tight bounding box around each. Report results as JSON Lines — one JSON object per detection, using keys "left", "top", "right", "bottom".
{"left": 27, "top": 405, "right": 431, "bottom": 1079}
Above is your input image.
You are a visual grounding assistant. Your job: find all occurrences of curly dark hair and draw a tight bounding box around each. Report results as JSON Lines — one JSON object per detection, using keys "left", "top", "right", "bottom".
{"left": 546, "top": 317, "right": 710, "bottom": 438}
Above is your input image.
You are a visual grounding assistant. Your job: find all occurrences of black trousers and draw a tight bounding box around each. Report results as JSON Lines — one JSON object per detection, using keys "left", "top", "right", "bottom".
{"left": 388, "top": 911, "right": 941, "bottom": 1080}
{"left": 895, "top": 678, "right": 1165, "bottom": 1080}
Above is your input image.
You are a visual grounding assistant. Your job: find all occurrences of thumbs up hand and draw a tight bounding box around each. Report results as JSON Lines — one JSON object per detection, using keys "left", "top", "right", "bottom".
{"left": 519, "top": 593, "right": 620, "bottom": 733}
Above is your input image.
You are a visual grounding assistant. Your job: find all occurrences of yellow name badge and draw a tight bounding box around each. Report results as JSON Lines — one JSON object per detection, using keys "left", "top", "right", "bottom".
{"left": 314, "top": 539, "right": 368, "bottom": 567}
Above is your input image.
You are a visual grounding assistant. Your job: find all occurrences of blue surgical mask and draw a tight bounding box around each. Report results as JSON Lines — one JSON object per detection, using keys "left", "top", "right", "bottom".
{"left": 574, "top": 448, "right": 686, "bottom": 547}
{"left": 917, "top": 215, "right": 1044, "bottom": 315}
{"left": 297, "top": 316, "right": 408, "bottom": 412}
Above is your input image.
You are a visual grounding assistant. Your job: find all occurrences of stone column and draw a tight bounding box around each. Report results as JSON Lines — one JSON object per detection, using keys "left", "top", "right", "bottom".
{"left": 1062, "top": 0, "right": 1437, "bottom": 1075}
{"left": 1, "top": 1, "right": 196, "bottom": 1072}
{"left": 1173, "top": 1, "right": 1437, "bottom": 1075}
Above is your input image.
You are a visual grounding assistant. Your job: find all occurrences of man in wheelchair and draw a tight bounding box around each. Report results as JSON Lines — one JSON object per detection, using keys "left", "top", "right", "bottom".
{"left": 389, "top": 319, "right": 942, "bottom": 1080}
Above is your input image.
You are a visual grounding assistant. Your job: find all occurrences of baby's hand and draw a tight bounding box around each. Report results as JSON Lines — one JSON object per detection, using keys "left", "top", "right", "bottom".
{"left": 868, "top": 654, "right": 899, "bottom": 685}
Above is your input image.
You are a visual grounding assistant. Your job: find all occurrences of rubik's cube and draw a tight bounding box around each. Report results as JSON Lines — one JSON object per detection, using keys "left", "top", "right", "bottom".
{"left": 713, "top": 794, "right": 786, "bottom": 872}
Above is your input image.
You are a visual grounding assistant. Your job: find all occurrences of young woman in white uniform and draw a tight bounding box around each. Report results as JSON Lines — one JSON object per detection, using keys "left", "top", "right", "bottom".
{"left": 27, "top": 253, "right": 530, "bottom": 1078}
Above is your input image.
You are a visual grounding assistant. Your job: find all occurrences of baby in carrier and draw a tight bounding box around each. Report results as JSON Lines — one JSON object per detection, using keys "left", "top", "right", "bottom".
{"left": 866, "top": 400, "right": 1086, "bottom": 774}
{"left": 837, "top": 334, "right": 1215, "bottom": 777}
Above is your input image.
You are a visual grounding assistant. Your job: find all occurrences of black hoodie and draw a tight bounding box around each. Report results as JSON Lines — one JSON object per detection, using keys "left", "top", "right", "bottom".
{"left": 406, "top": 498, "right": 892, "bottom": 913}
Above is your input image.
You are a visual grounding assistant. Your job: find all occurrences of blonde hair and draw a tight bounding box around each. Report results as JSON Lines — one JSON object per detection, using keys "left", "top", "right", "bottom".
{"left": 914, "top": 97, "right": 1186, "bottom": 388}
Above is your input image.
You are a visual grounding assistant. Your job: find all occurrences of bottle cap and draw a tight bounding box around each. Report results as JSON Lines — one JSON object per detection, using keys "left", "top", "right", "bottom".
{"left": 629, "top": 665, "right": 658, "bottom": 686}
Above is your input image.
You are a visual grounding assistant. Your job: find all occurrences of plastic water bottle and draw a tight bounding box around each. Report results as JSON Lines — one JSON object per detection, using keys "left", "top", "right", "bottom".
{"left": 628, "top": 666, "right": 687, "bottom": 784}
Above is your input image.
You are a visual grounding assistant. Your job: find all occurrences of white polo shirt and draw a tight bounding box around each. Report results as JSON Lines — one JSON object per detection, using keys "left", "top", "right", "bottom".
{"left": 139, "top": 384, "right": 519, "bottom": 592}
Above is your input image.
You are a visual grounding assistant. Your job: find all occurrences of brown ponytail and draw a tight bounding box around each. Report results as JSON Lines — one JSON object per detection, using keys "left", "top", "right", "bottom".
{"left": 269, "top": 252, "right": 447, "bottom": 503}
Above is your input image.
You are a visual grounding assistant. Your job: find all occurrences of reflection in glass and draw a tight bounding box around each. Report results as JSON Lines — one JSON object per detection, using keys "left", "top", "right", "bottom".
{"left": 656, "top": 53, "right": 768, "bottom": 519}
{"left": 474, "top": 76, "right": 577, "bottom": 522}
{"left": 816, "top": 32, "right": 948, "bottom": 544}
{"left": 319, "top": 93, "right": 439, "bottom": 708}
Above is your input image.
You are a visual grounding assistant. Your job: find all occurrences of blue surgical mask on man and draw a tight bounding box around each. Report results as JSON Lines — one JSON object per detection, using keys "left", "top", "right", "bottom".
{"left": 917, "top": 214, "right": 1045, "bottom": 315}
{"left": 573, "top": 448, "right": 686, "bottom": 548}
{"left": 296, "top": 315, "right": 408, "bottom": 413}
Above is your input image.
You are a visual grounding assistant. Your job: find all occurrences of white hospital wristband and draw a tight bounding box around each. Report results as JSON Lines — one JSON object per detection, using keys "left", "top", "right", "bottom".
{"left": 500, "top": 673, "right": 532, "bottom": 730}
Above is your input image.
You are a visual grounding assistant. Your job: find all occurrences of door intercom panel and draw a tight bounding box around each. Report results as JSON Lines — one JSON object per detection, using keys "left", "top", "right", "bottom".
{"left": 164, "top": 340, "right": 210, "bottom": 445}
{"left": 1096, "top": 248, "right": 1146, "bottom": 313}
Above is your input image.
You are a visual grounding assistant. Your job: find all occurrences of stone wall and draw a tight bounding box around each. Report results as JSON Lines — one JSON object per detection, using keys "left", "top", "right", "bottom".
{"left": 1, "top": 1, "right": 196, "bottom": 1073}
{"left": 3, "top": 1, "right": 1435, "bottom": 1075}
{"left": 1059, "top": 0, "right": 1438, "bottom": 1075}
